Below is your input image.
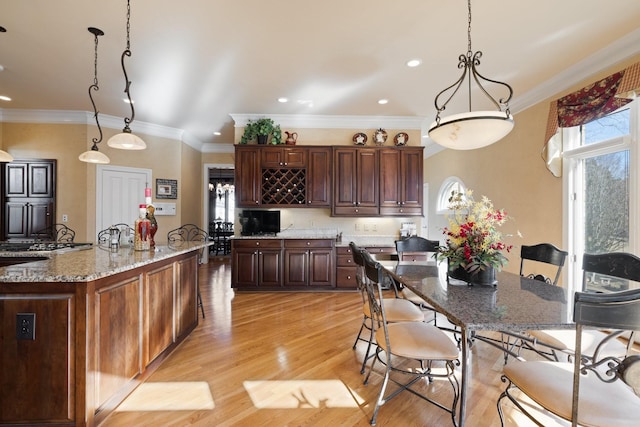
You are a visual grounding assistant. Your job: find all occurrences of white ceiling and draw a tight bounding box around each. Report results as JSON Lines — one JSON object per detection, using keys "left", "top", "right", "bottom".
{"left": 1, "top": 0, "right": 640, "bottom": 150}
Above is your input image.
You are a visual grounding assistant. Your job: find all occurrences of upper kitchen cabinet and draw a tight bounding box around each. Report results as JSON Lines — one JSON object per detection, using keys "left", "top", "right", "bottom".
{"left": 261, "top": 147, "right": 306, "bottom": 168}
{"left": 2, "top": 159, "right": 56, "bottom": 240}
{"left": 332, "top": 147, "right": 379, "bottom": 216}
{"left": 235, "top": 146, "right": 261, "bottom": 207}
{"left": 379, "top": 147, "right": 424, "bottom": 216}
{"left": 234, "top": 145, "right": 331, "bottom": 208}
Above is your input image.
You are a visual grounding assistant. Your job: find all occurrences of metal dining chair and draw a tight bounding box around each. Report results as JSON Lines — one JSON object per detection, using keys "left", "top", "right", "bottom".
{"left": 361, "top": 249, "right": 460, "bottom": 426}
{"left": 519, "top": 243, "right": 568, "bottom": 286}
{"left": 498, "top": 285, "right": 640, "bottom": 426}
{"left": 350, "top": 242, "right": 424, "bottom": 374}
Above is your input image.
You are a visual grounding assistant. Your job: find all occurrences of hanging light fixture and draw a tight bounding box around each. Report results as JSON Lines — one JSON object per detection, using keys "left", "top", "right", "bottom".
{"left": 79, "top": 27, "right": 110, "bottom": 164}
{"left": 107, "top": 0, "right": 146, "bottom": 150}
{"left": 428, "top": 0, "right": 514, "bottom": 150}
{"left": 0, "top": 26, "right": 12, "bottom": 162}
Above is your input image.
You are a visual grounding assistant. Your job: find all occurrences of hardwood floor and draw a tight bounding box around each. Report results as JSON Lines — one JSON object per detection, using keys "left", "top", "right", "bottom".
{"left": 102, "top": 257, "right": 568, "bottom": 427}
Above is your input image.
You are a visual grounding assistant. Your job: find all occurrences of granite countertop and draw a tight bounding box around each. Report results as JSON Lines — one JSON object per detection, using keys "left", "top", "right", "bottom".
{"left": 0, "top": 242, "right": 210, "bottom": 283}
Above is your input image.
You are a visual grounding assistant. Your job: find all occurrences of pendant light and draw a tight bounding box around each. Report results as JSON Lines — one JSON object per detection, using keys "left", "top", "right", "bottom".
{"left": 428, "top": 0, "right": 514, "bottom": 150}
{"left": 0, "top": 26, "right": 12, "bottom": 162}
{"left": 107, "top": 0, "right": 146, "bottom": 150}
{"left": 79, "top": 27, "right": 110, "bottom": 164}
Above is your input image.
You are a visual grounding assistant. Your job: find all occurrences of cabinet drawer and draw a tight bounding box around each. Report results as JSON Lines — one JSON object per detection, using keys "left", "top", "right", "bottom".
{"left": 337, "top": 254, "right": 355, "bottom": 267}
{"left": 232, "top": 239, "right": 282, "bottom": 249}
{"left": 336, "top": 266, "right": 358, "bottom": 289}
{"left": 332, "top": 206, "right": 379, "bottom": 216}
{"left": 365, "top": 246, "right": 397, "bottom": 261}
{"left": 284, "top": 239, "right": 334, "bottom": 249}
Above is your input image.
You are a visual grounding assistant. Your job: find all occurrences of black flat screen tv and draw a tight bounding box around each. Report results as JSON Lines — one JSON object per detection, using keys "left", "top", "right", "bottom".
{"left": 239, "top": 210, "right": 281, "bottom": 236}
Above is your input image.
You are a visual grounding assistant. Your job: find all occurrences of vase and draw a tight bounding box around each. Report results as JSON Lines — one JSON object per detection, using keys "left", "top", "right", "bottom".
{"left": 256, "top": 134, "right": 268, "bottom": 145}
{"left": 448, "top": 265, "right": 497, "bottom": 286}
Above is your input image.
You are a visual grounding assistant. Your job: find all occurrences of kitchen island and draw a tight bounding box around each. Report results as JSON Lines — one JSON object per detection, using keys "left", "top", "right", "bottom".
{"left": 0, "top": 242, "right": 209, "bottom": 427}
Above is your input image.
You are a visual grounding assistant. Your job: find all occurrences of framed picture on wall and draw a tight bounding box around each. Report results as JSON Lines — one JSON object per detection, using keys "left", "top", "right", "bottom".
{"left": 156, "top": 179, "right": 177, "bottom": 199}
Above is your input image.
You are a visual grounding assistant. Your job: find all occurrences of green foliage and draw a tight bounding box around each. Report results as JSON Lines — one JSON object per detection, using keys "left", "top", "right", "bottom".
{"left": 240, "top": 118, "right": 282, "bottom": 144}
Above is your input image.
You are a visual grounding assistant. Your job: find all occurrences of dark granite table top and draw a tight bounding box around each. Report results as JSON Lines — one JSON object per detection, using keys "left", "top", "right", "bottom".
{"left": 381, "top": 260, "right": 574, "bottom": 332}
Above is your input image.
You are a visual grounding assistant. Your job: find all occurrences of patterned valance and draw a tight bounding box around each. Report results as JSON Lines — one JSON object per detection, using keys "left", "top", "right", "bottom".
{"left": 542, "top": 61, "right": 640, "bottom": 177}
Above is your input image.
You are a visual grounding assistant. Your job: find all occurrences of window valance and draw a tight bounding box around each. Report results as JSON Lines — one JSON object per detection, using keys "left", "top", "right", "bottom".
{"left": 542, "top": 61, "right": 640, "bottom": 177}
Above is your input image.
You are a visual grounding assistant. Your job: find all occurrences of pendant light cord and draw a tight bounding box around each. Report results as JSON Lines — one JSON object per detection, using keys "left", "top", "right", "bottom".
{"left": 88, "top": 27, "right": 104, "bottom": 148}
{"left": 121, "top": 0, "right": 136, "bottom": 130}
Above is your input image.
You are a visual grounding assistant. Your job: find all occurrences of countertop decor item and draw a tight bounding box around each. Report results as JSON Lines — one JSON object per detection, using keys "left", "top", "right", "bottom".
{"left": 394, "top": 132, "right": 408, "bottom": 146}
{"left": 240, "top": 117, "right": 282, "bottom": 144}
{"left": 436, "top": 189, "right": 514, "bottom": 285}
{"left": 284, "top": 131, "right": 297, "bottom": 145}
{"left": 428, "top": 0, "right": 514, "bottom": 150}
{"left": 373, "top": 128, "right": 387, "bottom": 146}
{"left": 352, "top": 132, "right": 367, "bottom": 145}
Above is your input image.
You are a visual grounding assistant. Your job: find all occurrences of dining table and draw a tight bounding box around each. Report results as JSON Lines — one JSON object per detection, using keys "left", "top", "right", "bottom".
{"left": 379, "top": 260, "right": 575, "bottom": 427}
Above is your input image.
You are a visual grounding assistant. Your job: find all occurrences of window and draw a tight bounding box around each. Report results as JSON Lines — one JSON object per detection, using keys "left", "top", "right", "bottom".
{"left": 563, "top": 101, "right": 638, "bottom": 293}
{"left": 437, "top": 177, "right": 466, "bottom": 214}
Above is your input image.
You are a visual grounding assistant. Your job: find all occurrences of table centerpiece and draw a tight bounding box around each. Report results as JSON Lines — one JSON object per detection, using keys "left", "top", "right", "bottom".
{"left": 436, "top": 189, "right": 514, "bottom": 286}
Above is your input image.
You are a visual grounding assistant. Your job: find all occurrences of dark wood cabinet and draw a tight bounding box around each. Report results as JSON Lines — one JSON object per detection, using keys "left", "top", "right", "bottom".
{"left": 235, "top": 145, "right": 332, "bottom": 208}
{"left": 336, "top": 245, "right": 358, "bottom": 289}
{"left": 235, "top": 146, "right": 261, "bottom": 207}
{"left": 332, "top": 147, "right": 379, "bottom": 216}
{"left": 306, "top": 147, "right": 331, "bottom": 207}
{"left": 2, "top": 159, "right": 56, "bottom": 240}
{"left": 283, "top": 239, "right": 334, "bottom": 288}
{"left": 232, "top": 239, "right": 282, "bottom": 288}
{"left": 261, "top": 147, "right": 306, "bottom": 168}
{"left": 379, "top": 147, "right": 424, "bottom": 216}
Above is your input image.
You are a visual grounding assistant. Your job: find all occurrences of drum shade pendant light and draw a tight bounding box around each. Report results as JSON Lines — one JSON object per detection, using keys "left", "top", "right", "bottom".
{"left": 428, "top": 0, "right": 514, "bottom": 150}
{"left": 79, "top": 27, "right": 110, "bottom": 164}
{"left": 0, "top": 26, "right": 12, "bottom": 162}
{"left": 107, "top": 0, "right": 146, "bottom": 150}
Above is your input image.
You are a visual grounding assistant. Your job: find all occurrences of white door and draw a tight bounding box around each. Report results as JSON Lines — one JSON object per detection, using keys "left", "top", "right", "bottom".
{"left": 97, "top": 165, "right": 152, "bottom": 234}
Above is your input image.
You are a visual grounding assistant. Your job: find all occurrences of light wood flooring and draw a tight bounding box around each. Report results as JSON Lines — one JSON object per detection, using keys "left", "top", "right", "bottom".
{"left": 102, "top": 257, "right": 570, "bottom": 427}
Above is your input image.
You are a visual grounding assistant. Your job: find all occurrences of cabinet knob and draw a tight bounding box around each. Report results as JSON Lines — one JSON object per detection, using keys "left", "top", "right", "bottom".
{"left": 347, "top": 259, "right": 352, "bottom": 263}
{"left": 354, "top": 209, "right": 359, "bottom": 213}
{"left": 400, "top": 209, "right": 404, "bottom": 213}
{"left": 306, "top": 242, "right": 310, "bottom": 246}
{"left": 255, "top": 242, "right": 260, "bottom": 246}
{"left": 347, "top": 275, "right": 352, "bottom": 280}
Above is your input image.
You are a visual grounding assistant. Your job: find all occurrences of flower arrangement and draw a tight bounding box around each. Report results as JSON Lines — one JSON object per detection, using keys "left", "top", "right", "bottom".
{"left": 436, "top": 189, "right": 513, "bottom": 274}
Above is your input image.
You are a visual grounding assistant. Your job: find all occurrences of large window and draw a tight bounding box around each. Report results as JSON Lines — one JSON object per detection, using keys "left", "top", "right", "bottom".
{"left": 564, "top": 101, "right": 638, "bottom": 293}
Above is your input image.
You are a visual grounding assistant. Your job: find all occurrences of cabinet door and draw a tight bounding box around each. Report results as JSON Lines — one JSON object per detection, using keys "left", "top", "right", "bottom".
{"left": 309, "top": 249, "right": 334, "bottom": 287}
{"left": 306, "top": 148, "right": 331, "bottom": 207}
{"left": 232, "top": 249, "right": 259, "bottom": 287}
{"left": 332, "top": 148, "right": 378, "bottom": 216}
{"left": 28, "top": 201, "right": 53, "bottom": 238}
{"left": 4, "top": 163, "right": 28, "bottom": 197}
{"left": 258, "top": 249, "right": 282, "bottom": 287}
{"left": 261, "top": 147, "right": 306, "bottom": 168}
{"left": 283, "top": 249, "right": 308, "bottom": 286}
{"left": 235, "top": 147, "right": 261, "bottom": 207}
{"left": 4, "top": 202, "right": 28, "bottom": 239}
{"left": 379, "top": 148, "right": 423, "bottom": 216}
{"left": 28, "top": 162, "right": 55, "bottom": 197}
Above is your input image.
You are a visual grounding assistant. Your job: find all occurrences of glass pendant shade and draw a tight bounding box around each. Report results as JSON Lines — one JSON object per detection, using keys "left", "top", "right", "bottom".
{"left": 0, "top": 150, "right": 13, "bottom": 162}
{"left": 79, "top": 148, "right": 110, "bottom": 164}
{"left": 428, "top": 111, "right": 514, "bottom": 150}
{"left": 107, "top": 130, "right": 146, "bottom": 150}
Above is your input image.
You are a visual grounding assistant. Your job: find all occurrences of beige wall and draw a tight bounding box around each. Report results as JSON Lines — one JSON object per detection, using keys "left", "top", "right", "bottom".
{"left": 1, "top": 122, "right": 185, "bottom": 243}
{"left": 424, "top": 53, "right": 640, "bottom": 275}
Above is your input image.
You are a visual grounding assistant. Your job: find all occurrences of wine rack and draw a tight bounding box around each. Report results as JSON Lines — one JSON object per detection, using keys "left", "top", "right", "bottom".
{"left": 261, "top": 168, "right": 306, "bottom": 205}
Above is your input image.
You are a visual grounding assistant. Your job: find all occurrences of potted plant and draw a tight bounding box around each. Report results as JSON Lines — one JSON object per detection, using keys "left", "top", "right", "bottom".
{"left": 240, "top": 118, "right": 282, "bottom": 145}
{"left": 436, "top": 189, "right": 515, "bottom": 285}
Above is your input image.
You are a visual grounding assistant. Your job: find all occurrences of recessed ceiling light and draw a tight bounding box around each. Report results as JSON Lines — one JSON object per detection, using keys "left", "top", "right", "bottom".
{"left": 406, "top": 59, "right": 422, "bottom": 67}
{"left": 0, "top": 95, "right": 11, "bottom": 102}
{"left": 278, "top": 97, "right": 288, "bottom": 103}
{"left": 378, "top": 99, "right": 389, "bottom": 105}
{"left": 213, "top": 131, "right": 221, "bottom": 136}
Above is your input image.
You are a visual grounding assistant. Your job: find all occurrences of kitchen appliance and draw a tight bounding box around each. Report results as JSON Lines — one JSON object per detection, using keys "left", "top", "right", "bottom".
{"left": 0, "top": 242, "right": 93, "bottom": 252}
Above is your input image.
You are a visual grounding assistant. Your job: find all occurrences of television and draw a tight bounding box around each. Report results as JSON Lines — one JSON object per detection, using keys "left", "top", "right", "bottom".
{"left": 239, "top": 210, "right": 281, "bottom": 236}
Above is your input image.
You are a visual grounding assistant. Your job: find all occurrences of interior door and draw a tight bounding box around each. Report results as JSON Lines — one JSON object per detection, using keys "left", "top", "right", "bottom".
{"left": 96, "top": 165, "right": 152, "bottom": 236}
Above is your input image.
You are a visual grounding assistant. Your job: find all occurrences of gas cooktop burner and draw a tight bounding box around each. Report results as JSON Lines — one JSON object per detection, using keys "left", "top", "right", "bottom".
{"left": 0, "top": 242, "right": 93, "bottom": 252}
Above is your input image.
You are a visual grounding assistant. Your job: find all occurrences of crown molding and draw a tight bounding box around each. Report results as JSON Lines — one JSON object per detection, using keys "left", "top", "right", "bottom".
{"left": 510, "top": 27, "right": 640, "bottom": 113}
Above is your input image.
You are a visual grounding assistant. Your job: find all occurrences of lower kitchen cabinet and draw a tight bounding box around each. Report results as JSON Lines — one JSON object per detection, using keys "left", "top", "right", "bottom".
{"left": 232, "top": 239, "right": 283, "bottom": 288}
{"left": 231, "top": 238, "right": 336, "bottom": 290}
{"left": 336, "top": 245, "right": 358, "bottom": 289}
{"left": 283, "top": 239, "right": 334, "bottom": 288}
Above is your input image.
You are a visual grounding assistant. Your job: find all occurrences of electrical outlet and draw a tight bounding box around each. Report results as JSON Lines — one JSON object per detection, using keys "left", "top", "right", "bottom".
{"left": 372, "top": 224, "right": 377, "bottom": 232}
{"left": 364, "top": 224, "right": 370, "bottom": 232}
{"left": 16, "top": 313, "right": 36, "bottom": 340}
{"left": 355, "top": 223, "right": 360, "bottom": 231}
{"left": 62, "top": 214, "right": 68, "bottom": 223}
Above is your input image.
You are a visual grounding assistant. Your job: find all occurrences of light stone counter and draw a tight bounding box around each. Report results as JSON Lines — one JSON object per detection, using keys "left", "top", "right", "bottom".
{"left": 0, "top": 242, "right": 210, "bottom": 283}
